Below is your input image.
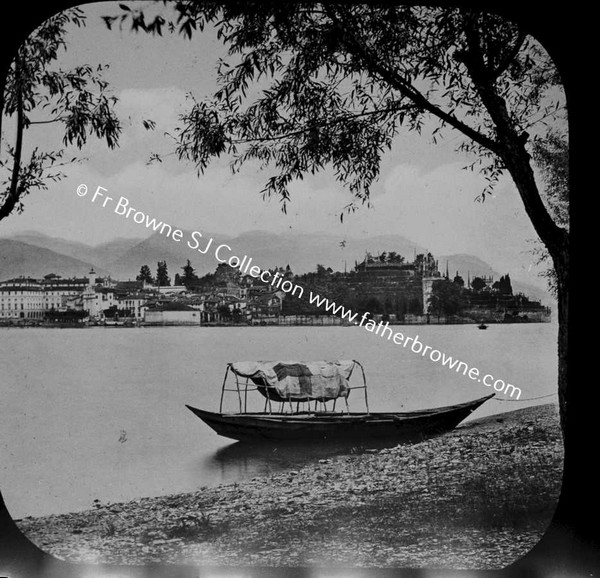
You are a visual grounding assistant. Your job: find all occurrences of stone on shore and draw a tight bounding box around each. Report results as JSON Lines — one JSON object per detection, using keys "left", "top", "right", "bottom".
{"left": 16, "top": 403, "right": 563, "bottom": 569}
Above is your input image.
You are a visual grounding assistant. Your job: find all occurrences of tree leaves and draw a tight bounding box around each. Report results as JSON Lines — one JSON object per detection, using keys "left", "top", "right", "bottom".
{"left": 1, "top": 8, "right": 122, "bottom": 221}
{"left": 102, "top": 2, "right": 565, "bottom": 231}
{"left": 0, "top": 148, "right": 68, "bottom": 213}
{"left": 532, "top": 131, "right": 569, "bottom": 230}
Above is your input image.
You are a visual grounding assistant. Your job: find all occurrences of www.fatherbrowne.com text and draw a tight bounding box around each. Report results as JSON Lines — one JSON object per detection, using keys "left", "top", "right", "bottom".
{"left": 306, "top": 295, "right": 521, "bottom": 399}
{"left": 76, "top": 186, "right": 522, "bottom": 399}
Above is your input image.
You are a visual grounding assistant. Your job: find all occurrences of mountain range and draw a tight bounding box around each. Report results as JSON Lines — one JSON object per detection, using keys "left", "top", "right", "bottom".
{"left": 0, "top": 230, "right": 552, "bottom": 304}
{"left": 0, "top": 238, "right": 109, "bottom": 280}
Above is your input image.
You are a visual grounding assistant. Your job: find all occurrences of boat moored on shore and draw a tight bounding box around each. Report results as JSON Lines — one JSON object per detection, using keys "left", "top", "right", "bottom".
{"left": 186, "top": 360, "right": 494, "bottom": 443}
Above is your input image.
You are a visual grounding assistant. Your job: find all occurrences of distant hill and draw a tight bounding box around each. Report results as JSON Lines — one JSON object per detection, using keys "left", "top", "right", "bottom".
{"left": 439, "top": 254, "right": 495, "bottom": 280}
{"left": 105, "top": 230, "right": 229, "bottom": 281}
{"left": 0, "top": 239, "right": 107, "bottom": 280}
{"left": 0, "top": 230, "right": 552, "bottom": 304}
{"left": 439, "top": 253, "right": 551, "bottom": 304}
{"left": 105, "top": 230, "right": 428, "bottom": 280}
{"left": 4, "top": 232, "right": 143, "bottom": 269}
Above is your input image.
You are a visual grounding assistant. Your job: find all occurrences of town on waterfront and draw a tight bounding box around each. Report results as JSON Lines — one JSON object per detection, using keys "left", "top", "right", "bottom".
{"left": 0, "top": 248, "right": 551, "bottom": 328}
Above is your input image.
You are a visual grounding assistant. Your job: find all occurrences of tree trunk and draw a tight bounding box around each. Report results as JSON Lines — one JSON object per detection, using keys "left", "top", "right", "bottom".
{"left": 553, "top": 245, "right": 569, "bottom": 436}
{"left": 495, "top": 144, "right": 568, "bottom": 429}
{"left": 519, "top": 238, "right": 599, "bottom": 576}
{"left": 0, "top": 56, "right": 23, "bottom": 222}
{"left": 0, "top": 69, "right": 6, "bottom": 154}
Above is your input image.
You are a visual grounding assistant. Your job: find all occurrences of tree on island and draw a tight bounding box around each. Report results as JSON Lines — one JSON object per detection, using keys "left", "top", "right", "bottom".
{"left": 108, "top": 5, "right": 570, "bottom": 445}
{"left": 180, "top": 259, "right": 199, "bottom": 288}
{"left": 103, "top": 305, "right": 122, "bottom": 319}
{"left": 429, "top": 279, "right": 466, "bottom": 319}
{"left": 363, "top": 296, "right": 383, "bottom": 316}
{"left": 156, "top": 260, "right": 170, "bottom": 287}
{"left": 493, "top": 274, "right": 513, "bottom": 295}
{"left": 470, "top": 277, "right": 487, "bottom": 292}
{"left": 217, "top": 304, "right": 232, "bottom": 321}
{"left": 136, "top": 264, "right": 154, "bottom": 285}
{"left": 213, "top": 262, "right": 240, "bottom": 285}
{"left": 0, "top": 8, "right": 121, "bottom": 222}
{"left": 387, "top": 252, "right": 404, "bottom": 264}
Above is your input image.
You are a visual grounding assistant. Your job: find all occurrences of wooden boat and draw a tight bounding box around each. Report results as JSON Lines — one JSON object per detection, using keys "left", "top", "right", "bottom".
{"left": 478, "top": 323, "right": 488, "bottom": 330}
{"left": 186, "top": 360, "right": 494, "bottom": 443}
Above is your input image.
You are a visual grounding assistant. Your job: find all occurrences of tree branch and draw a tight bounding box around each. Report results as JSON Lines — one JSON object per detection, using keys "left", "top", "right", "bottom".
{"left": 28, "top": 117, "right": 66, "bottom": 125}
{"left": 0, "top": 59, "right": 25, "bottom": 221}
{"left": 460, "top": 13, "right": 567, "bottom": 254}
{"left": 326, "top": 5, "right": 500, "bottom": 154}
{"left": 231, "top": 101, "right": 415, "bottom": 145}
{"left": 491, "top": 31, "right": 526, "bottom": 79}
{"left": 0, "top": 67, "right": 6, "bottom": 156}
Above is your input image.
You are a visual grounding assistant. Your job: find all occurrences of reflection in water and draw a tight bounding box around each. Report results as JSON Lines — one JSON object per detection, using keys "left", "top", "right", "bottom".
{"left": 199, "top": 437, "right": 408, "bottom": 486}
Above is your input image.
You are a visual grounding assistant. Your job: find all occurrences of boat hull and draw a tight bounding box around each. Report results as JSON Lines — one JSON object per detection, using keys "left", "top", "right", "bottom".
{"left": 185, "top": 394, "right": 494, "bottom": 443}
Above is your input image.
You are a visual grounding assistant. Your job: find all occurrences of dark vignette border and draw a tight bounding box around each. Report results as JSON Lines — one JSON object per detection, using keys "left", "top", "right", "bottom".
{"left": 0, "top": 1, "right": 595, "bottom": 577}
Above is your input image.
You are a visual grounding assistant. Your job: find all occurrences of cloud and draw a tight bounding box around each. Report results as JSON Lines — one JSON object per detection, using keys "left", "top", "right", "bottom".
{"left": 116, "top": 87, "right": 189, "bottom": 141}
{"left": 368, "top": 162, "right": 539, "bottom": 254}
{"left": 78, "top": 87, "right": 191, "bottom": 175}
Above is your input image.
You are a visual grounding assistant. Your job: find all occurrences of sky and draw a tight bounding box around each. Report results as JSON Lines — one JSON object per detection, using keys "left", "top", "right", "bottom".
{"left": 0, "top": 2, "right": 564, "bottom": 290}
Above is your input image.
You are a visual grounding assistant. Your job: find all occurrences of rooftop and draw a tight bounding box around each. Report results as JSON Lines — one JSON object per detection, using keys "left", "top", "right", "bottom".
{"left": 147, "top": 303, "right": 196, "bottom": 312}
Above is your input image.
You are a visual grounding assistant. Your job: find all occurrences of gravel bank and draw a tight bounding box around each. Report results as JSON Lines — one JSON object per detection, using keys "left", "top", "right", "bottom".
{"left": 16, "top": 403, "right": 563, "bottom": 569}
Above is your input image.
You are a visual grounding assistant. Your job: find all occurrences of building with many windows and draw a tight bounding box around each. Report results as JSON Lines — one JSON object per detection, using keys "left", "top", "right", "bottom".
{"left": 41, "top": 274, "right": 90, "bottom": 311}
{"left": 116, "top": 293, "right": 148, "bottom": 320}
{"left": 0, "top": 277, "right": 46, "bottom": 320}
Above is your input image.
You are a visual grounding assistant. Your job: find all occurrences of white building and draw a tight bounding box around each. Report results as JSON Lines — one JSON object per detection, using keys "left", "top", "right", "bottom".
{"left": 0, "top": 277, "right": 46, "bottom": 320}
{"left": 156, "top": 285, "right": 188, "bottom": 296}
{"left": 82, "top": 269, "right": 115, "bottom": 319}
{"left": 41, "top": 275, "right": 89, "bottom": 311}
{"left": 144, "top": 303, "right": 201, "bottom": 325}
{"left": 116, "top": 293, "right": 148, "bottom": 320}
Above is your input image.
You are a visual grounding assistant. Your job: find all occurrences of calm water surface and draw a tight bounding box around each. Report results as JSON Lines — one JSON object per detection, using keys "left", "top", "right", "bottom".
{"left": 0, "top": 323, "right": 558, "bottom": 518}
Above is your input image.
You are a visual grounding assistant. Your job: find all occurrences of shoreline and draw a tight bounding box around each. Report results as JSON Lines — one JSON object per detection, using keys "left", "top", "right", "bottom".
{"left": 16, "top": 403, "right": 563, "bottom": 568}
{"left": 0, "top": 318, "right": 554, "bottom": 329}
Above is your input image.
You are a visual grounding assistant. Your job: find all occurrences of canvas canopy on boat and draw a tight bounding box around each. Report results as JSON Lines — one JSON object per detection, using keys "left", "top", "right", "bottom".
{"left": 188, "top": 359, "right": 495, "bottom": 441}
{"left": 229, "top": 360, "right": 356, "bottom": 402}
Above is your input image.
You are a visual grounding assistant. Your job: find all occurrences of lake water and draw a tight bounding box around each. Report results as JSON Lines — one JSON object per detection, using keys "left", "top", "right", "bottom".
{"left": 0, "top": 322, "right": 559, "bottom": 519}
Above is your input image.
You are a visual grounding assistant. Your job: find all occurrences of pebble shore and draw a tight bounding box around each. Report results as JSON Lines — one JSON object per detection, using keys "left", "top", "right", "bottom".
{"left": 16, "top": 403, "right": 563, "bottom": 569}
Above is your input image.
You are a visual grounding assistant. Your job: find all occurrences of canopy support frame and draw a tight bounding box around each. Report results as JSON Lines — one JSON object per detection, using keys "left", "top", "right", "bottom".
{"left": 220, "top": 360, "right": 370, "bottom": 415}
